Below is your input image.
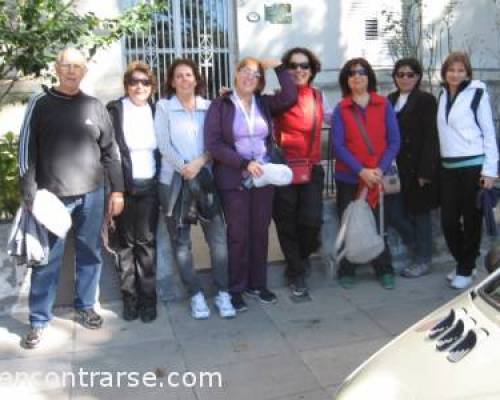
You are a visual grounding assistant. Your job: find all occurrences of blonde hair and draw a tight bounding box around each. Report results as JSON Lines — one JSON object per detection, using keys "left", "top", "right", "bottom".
{"left": 235, "top": 57, "right": 266, "bottom": 94}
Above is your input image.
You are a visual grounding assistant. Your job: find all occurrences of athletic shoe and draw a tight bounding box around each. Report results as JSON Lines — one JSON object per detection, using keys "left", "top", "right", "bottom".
{"left": 447, "top": 268, "right": 477, "bottom": 281}
{"left": 23, "top": 326, "right": 45, "bottom": 349}
{"left": 401, "top": 263, "right": 430, "bottom": 278}
{"left": 290, "top": 275, "right": 308, "bottom": 297}
{"left": 245, "top": 288, "right": 278, "bottom": 304}
{"left": 380, "top": 273, "right": 395, "bottom": 290}
{"left": 214, "top": 291, "right": 236, "bottom": 319}
{"left": 231, "top": 293, "right": 248, "bottom": 312}
{"left": 450, "top": 275, "right": 473, "bottom": 290}
{"left": 75, "top": 308, "right": 103, "bottom": 329}
{"left": 191, "top": 292, "right": 210, "bottom": 319}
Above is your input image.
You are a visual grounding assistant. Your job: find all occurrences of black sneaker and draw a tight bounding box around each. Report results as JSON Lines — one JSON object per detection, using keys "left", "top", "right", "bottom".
{"left": 290, "top": 275, "right": 308, "bottom": 297}
{"left": 23, "top": 326, "right": 45, "bottom": 349}
{"left": 245, "top": 288, "right": 278, "bottom": 304}
{"left": 231, "top": 293, "right": 248, "bottom": 312}
{"left": 75, "top": 308, "right": 103, "bottom": 329}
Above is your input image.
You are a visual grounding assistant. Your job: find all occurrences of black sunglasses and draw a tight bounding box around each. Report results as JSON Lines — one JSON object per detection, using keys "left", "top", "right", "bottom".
{"left": 347, "top": 68, "right": 368, "bottom": 77}
{"left": 128, "top": 78, "right": 152, "bottom": 87}
{"left": 396, "top": 71, "right": 417, "bottom": 79}
{"left": 288, "top": 62, "right": 311, "bottom": 70}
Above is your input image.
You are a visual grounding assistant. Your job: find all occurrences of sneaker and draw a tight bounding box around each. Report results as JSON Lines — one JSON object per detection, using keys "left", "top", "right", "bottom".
{"left": 122, "top": 297, "right": 138, "bottom": 321}
{"left": 75, "top": 308, "right": 103, "bottom": 329}
{"left": 191, "top": 292, "right": 210, "bottom": 319}
{"left": 290, "top": 275, "right": 308, "bottom": 297}
{"left": 338, "top": 275, "right": 356, "bottom": 289}
{"left": 401, "top": 263, "right": 430, "bottom": 278}
{"left": 447, "top": 268, "right": 477, "bottom": 282}
{"left": 231, "top": 293, "right": 248, "bottom": 312}
{"left": 450, "top": 275, "right": 473, "bottom": 289}
{"left": 380, "top": 274, "right": 395, "bottom": 290}
{"left": 245, "top": 288, "right": 278, "bottom": 304}
{"left": 23, "top": 326, "right": 45, "bottom": 349}
{"left": 215, "top": 291, "right": 236, "bottom": 319}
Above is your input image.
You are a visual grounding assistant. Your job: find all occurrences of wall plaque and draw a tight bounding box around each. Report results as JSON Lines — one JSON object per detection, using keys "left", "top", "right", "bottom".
{"left": 264, "top": 3, "right": 292, "bottom": 24}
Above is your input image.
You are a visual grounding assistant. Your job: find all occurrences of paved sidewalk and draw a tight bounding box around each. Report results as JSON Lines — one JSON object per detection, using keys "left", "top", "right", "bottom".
{"left": 0, "top": 260, "right": 483, "bottom": 400}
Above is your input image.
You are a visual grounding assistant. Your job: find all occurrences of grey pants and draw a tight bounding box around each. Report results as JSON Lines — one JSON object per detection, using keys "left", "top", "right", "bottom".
{"left": 159, "top": 183, "right": 229, "bottom": 296}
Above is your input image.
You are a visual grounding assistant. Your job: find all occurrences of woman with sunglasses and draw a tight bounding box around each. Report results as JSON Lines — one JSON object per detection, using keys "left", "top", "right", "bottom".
{"left": 331, "top": 57, "right": 400, "bottom": 289}
{"left": 107, "top": 61, "right": 159, "bottom": 322}
{"left": 273, "top": 47, "right": 332, "bottom": 297}
{"left": 386, "top": 58, "right": 440, "bottom": 278}
{"left": 205, "top": 57, "right": 297, "bottom": 312}
{"left": 155, "top": 58, "right": 236, "bottom": 320}
{"left": 437, "top": 51, "right": 498, "bottom": 289}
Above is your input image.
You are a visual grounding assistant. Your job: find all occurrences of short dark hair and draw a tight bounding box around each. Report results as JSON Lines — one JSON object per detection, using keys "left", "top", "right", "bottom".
{"left": 441, "top": 51, "right": 473, "bottom": 82}
{"left": 281, "top": 47, "right": 321, "bottom": 83}
{"left": 338, "top": 57, "right": 377, "bottom": 97}
{"left": 392, "top": 58, "right": 423, "bottom": 88}
{"left": 165, "top": 58, "right": 206, "bottom": 98}
{"left": 123, "top": 61, "right": 156, "bottom": 97}
{"left": 235, "top": 57, "right": 266, "bottom": 94}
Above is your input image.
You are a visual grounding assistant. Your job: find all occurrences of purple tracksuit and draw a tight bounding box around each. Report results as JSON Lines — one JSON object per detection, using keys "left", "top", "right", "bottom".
{"left": 204, "top": 65, "right": 297, "bottom": 294}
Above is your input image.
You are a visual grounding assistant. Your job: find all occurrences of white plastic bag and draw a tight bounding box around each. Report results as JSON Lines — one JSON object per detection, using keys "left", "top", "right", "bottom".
{"left": 334, "top": 187, "right": 384, "bottom": 264}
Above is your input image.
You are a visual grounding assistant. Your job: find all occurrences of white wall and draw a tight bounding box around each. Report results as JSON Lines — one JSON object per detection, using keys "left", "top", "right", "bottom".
{"left": 3, "top": 0, "right": 500, "bottom": 134}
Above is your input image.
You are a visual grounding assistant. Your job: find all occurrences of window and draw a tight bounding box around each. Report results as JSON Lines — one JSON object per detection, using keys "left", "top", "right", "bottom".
{"left": 124, "top": 0, "right": 235, "bottom": 100}
{"left": 364, "top": 18, "right": 378, "bottom": 40}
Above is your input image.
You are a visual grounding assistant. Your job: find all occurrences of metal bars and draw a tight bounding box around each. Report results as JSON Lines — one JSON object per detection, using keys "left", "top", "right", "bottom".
{"left": 124, "top": 0, "right": 234, "bottom": 99}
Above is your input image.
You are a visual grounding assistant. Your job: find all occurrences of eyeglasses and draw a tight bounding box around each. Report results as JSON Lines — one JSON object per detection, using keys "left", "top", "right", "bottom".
{"left": 288, "top": 62, "right": 311, "bottom": 70}
{"left": 238, "top": 68, "right": 261, "bottom": 79}
{"left": 58, "top": 63, "right": 85, "bottom": 71}
{"left": 347, "top": 68, "right": 368, "bottom": 77}
{"left": 396, "top": 71, "right": 417, "bottom": 79}
{"left": 128, "top": 78, "right": 152, "bottom": 87}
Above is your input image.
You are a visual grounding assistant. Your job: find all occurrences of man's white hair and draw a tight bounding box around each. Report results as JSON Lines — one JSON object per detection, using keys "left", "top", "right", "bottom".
{"left": 56, "top": 48, "right": 87, "bottom": 65}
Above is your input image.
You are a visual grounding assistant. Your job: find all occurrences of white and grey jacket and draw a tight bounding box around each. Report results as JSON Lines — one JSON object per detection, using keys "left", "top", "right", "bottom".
{"left": 7, "top": 207, "right": 49, "bottom": 267}
{"left": 437, "top": 80, "right": 499, "bottom": 177}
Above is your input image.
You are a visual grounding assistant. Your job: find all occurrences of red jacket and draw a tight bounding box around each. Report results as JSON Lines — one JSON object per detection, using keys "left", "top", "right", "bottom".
{"left": 274, "top": 85, "right": 324, "bottom": 163}
{"left": 335, "top": 93, "right": 388, "bottom": 174}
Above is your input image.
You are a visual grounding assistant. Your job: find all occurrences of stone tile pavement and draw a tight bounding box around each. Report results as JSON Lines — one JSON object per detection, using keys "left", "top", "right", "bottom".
{"left": 0, "top": 259, "right": 482, "bottom": 400}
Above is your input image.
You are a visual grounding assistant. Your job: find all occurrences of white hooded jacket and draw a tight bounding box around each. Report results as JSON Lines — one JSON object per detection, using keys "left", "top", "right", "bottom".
{"left": 437, "top": 80, "right": 498, "bottom": 177}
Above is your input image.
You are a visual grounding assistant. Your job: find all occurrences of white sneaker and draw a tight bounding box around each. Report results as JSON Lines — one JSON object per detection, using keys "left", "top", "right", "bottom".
{"left": 447, "top": 268, "right": 477, "bottom": 281}
{"left": 191, "top": 292, "right": 210, "bottom": 319}
{"left": 215, "top": 291, "right": 236, "bottom": 319}
{"left": 450, "top": 275, "right": 473, "bottom": 289}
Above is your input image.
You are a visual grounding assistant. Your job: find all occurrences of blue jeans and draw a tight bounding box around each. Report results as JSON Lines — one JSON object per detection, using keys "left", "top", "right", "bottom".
{"left": 29, "top": 186, "right": 105, "bottom": 328}
{"left": 159, "top": 183, "right": 228, "bottom": 296}
{"left": 385, "top": 193, "right": 432, "bottom": 265}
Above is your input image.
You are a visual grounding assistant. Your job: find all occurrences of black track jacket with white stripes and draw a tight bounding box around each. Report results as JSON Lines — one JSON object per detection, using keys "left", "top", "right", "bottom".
{"left": 18, "top": 86, "right": 124, "bottom": 203}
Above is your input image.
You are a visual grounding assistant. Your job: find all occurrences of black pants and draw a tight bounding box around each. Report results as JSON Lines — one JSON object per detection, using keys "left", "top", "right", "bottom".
{"left": 335, "top": 180, "right": 393, "bottom": 278}
{"left": 273, "top": 165, "right": 324, "bottom": 280}
{"left": 440, "top": 166, "right": 482, "bottom": 276}
{"left": 116, "top": 190, "right": 159, "bottom": 308}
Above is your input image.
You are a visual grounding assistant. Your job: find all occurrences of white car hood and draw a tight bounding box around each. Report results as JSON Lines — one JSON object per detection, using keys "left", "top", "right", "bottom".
{"left": 335, "top": 286, "right": 500, "bottom": 400}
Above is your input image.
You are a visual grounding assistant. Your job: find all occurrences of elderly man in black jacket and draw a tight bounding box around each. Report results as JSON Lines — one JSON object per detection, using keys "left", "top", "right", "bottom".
{"left": 18, "top": 48, "right": 125, "bottom": 349}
